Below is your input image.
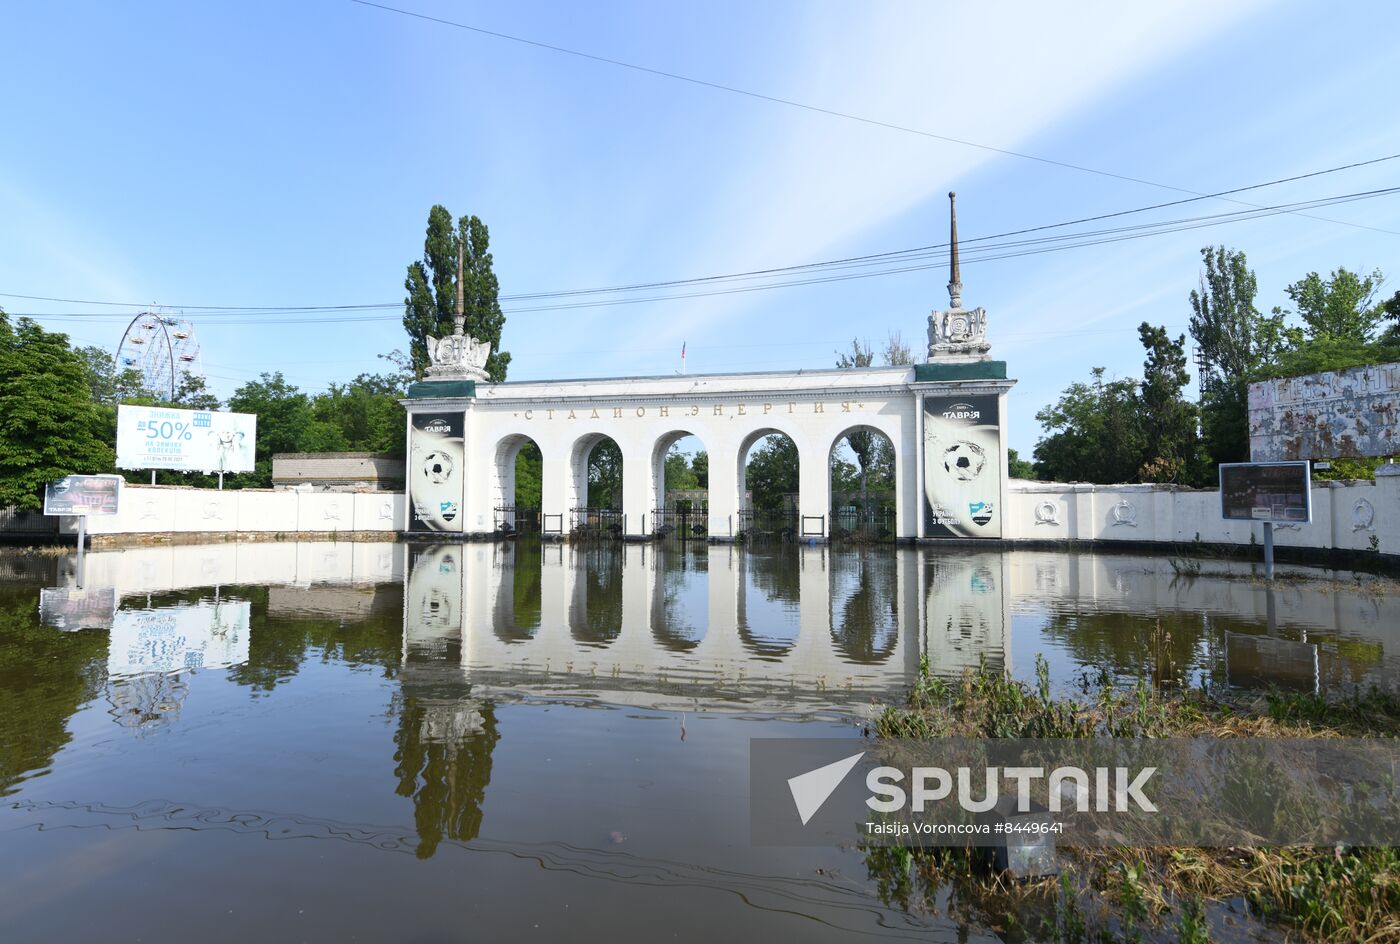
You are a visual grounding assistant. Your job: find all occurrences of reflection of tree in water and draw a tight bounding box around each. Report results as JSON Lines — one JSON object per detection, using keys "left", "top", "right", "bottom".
{"left": 569, "top": 547, "right": 623, "bottom": 647}
{"left": 225, "top": 585, "right": 404, "bottom": 692}
{"left": 0, "top": 589, "right": 108, "bottom": 796}
{"left": 650, "top": 546, "right": 707, "bottom": 652}
{"left": 737, "top": 549, "right": 802, "bottom": 660}
{"left": 1039, "top": 608, "right": 1223, "bottom": 691}
{"left": 392, "top": 684, "right": 500, "bottom": 859}
{"left": 493, "top": 541, "right": 542, "bottom": 644}
{"left": 107, "top": 671, "right": 190, "bottom": 732}
{"left": 829, "top": 551, "right": 898, "bottom": 664}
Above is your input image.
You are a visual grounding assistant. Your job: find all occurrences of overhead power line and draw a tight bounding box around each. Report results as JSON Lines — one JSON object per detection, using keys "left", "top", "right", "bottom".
{"left": 347, "top": 1, "right": 1399, "bottom": 237}
{"left": 15, "top": 185, "right": 1399, "bottom": 326}
{"left": 5, "top": 153, "right": 1397, "bottom": 318}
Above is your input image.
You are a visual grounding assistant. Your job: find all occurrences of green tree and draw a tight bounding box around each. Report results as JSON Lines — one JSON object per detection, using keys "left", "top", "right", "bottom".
{"left": 745, "top": 434, "right": 799, "bottom": 512}
{"left": 513, "top": 442, "right": 542, "bottom": 507}
{"left": 310, "top": 372, "right": 407, "bottom": 455}
{"left": 403, "top": 206, "right": 511, "bottom": 380}
{"left": 664, "top": 448, "right": 699, "bottom": 493}
{"left": 835, "top": 337, "right": 878, "bottom": 509}
{"left": 1188, "top": 247, "right": 1288, "bottom": 465}
{"left": 1033, "top": 368, "right": 1146, "bottom": 484}
{"left": 1007, "top": 448, "right": 1035, "bottom": 480}
{"left": 0, "top": 312, "right": 114, "bottom": 509}
{"left": 586, "top": 438, "right": 623, "bottom": 508}
{"left": 1281, "top": 267, "right": 1385, "bottom": 343}
{"left": 1137, "top": 323, "right": 1201, "bottom": 483}
{"left": 226, "top": 372, "right": 326, "bottom": 487}
{"left": 691, "top": 450, "right": 708, "bottom": 489}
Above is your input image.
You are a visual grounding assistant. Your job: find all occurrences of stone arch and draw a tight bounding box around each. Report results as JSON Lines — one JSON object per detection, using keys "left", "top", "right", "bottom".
{"left": 736, "top": 426, "right": 801, "bottom": 516}
{"left": 492, "top": 433, "right": 543, "bottom": 531}
{"left": 650, "top": 429, "right": 708, "bottom": 513}
{"left": 828, "top": 423, "right": 899, "bottom": 538}
{"left": 568, "top": 432, "right": 623, "bottom": 511}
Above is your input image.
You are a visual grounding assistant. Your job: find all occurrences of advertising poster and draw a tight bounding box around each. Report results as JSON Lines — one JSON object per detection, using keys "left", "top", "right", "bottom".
{"left": 409, "top": 412, "right": 466, "bottom": 532}
{"left": 43, "top": 474, "right": 123, "bottom": 516}
{"left": 1219, "top": 461, "right": 1312, "bottom": 523}
{"left": 116, "top": 405, "right": 257, "bottom": 473}
{"left": 923, "top": 394, "right": 1003, "bottom": 538}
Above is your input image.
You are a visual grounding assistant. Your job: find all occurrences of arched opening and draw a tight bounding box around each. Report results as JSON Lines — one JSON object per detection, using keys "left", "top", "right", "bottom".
{"left": 829, "top": 550, "right": 899, "bottom": 664}
{"left": 569, "top": 433, "right": 623, "bottom": 537}
{"left": 651, "top": 431, "right": 708, "bottom": 540}
{"left": 829, "top": 424, "right": 896, "bottom": 542}
{"left": 493, "top": 434, "right": 542, "bottom": 533}
{"left": 736, "top": 429, "right": 799, "bottom": 542}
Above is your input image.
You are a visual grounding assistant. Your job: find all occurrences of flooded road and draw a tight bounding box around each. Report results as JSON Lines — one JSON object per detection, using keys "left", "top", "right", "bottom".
{"left": 1, "top": 541, "right": 1395, "bottom": 941}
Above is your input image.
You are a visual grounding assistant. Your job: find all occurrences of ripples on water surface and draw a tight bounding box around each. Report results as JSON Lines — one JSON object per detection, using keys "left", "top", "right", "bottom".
{"left": 1, "top": 540, "right": 1394, "bottom": 942}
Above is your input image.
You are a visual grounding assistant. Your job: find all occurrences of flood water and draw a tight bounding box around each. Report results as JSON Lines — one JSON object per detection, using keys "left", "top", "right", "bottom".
{"left": 2, "top": 540, "right": 1396, "bottom": 942}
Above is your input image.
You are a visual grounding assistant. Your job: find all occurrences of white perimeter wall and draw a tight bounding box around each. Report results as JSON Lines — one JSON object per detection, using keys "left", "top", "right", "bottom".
{"left": 70, "top": 470, "right": 1400, "bottom": 560}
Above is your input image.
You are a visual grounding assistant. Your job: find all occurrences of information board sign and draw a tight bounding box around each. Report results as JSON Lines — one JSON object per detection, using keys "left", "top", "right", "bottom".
{"left": 43, "top": 474, "right": 123, "bottom": 516}
{"left": 116, "top": 404, "right": 257, "bottom": 473}
{"left": 1219, "top": 461, "right": 1312, "bottom": 524}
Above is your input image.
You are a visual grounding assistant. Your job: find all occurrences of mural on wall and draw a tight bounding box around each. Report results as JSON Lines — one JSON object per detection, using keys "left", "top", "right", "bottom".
{"left": 923, "top": 394, "right": 1002, "bottom": 538}
{"left": 409, "top": 412, "right": 466, "bottom": 532}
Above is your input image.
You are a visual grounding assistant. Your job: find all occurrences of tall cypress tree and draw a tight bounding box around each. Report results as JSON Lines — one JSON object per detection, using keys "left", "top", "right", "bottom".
{"left": 402, "top": 206, "right": 511, "bottom": 381}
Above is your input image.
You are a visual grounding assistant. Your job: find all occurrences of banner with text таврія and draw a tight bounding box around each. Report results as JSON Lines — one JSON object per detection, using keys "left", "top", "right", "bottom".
{"left": 409, "top": 412, "right": 465, "bottom": 532}
{"left": 116, "top": 405, "right": 257, "bottom": 473}
{"left": 923, "top": 394, "right": 1002, "bottom": 538}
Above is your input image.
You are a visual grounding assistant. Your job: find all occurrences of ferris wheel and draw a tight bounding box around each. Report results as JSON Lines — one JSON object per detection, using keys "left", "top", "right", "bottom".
{"left": 114, "top": 310, "right": 204, "bottom": 401}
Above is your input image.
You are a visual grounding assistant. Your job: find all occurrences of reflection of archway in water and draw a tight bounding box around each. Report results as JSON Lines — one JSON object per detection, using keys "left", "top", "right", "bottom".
{"left": 829, "top": 550, "right": 898, "bottom": 664}
{"left": 650, "top": 545, "right": 708, "bottom": 652}
{"left": 568, "top": 546, "right": 623, "bottom": 647}
{"left": 736, "top": 550, "right": 802, "bottom": 661}
{"left": 393, "top": 673, "right": 500, "bottom": 859}
{"left": 492, "top": 542, "right": 542, "bottom": 644}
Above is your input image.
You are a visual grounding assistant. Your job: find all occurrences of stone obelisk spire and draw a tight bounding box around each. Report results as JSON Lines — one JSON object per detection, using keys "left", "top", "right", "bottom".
{"left": 946, "top": 191, "right": 962, "bottom": 310}
{"left": 453, "top": 239, "right": 466, "bottom": 338}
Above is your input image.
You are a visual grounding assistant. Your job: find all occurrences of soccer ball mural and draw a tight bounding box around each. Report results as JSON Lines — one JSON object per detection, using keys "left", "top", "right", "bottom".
{"left": 941, "top": 441, "right": 986, "bottom": 481}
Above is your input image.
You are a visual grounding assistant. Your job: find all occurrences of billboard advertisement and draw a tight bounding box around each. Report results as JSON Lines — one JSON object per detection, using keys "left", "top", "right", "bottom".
{"left": 43, "top": 474, "right": 123, "bottom": 515}
{"left": 1249, "top": 361, "right": 1400, "bottom": 461}
{"left": 39, "top": 587, "right": 117, "bottom": 631}
{"left": 923, "top": 394, "right": 1003, "bottom": 538}
{"left": 1220, "top": 461, "right": 1312, "bottom": 523}
{"left": 408, "top": 411, "right": 465, "bottom": 532}
{"left": 108, "top": 599, "right": 251, "bottom": 676}
{"left": 116, "top": 405, "right": 257, "bottom": 473}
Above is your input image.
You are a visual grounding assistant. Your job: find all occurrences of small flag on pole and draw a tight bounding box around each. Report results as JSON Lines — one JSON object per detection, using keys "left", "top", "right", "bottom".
{"left": 681, "top": 342, "right": 687, "bottom": 374}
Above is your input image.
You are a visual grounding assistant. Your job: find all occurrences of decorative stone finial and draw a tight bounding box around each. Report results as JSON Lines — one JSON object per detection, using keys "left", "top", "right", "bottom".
{"left": 425, "top": 234, "right": 492, "bottom": 381}
{"left": 926, "top": 192, "right": 991, "bottom": 363}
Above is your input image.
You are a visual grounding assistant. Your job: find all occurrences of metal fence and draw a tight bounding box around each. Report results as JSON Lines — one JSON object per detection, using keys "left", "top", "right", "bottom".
{"left": 736, "top": 508, "right": 799, "bottom": 543}
{"left": 570, "top": 507, "right": 624, "bottom": 539}
{"left": 829, "top": 506, "right": 897, "bottom": 542}
{"left": 0, "top": 506, "right": 59, "bottom": 542}
{"left": 651, "top": 504, "right": 709, "bottom": 541}
{"left": 493, "top": 505, "right": 541, "bottom": 534}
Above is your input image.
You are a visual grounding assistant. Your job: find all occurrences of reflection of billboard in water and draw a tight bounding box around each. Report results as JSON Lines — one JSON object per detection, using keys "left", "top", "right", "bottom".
{"left": 408, "top": 412, "right": 466, "bottom": 532}
{"left": 924, "top": 555, "right": 1006, "bottom": 675}
{"left": 1219, "top": 461, "right": 1312, "bottom": 523}
{"left": 923, "top": 394, "right": 1002, "bottom": 538}
{"left": 108, "top": 600, "right": 251, "bottom": 676}
{"left": 39, "top": 587, "right": 117, "bottom": 631}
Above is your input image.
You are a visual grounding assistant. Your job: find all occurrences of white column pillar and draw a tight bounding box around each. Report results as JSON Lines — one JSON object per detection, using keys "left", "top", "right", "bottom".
{"left": 621, "top": 438, "right": 651, "bottom": 538}
{"left": 797, "top": 433, "right": 831, "bottom": 540}
{"left": 707, "top": 433, "right": 741, "bottom": 539}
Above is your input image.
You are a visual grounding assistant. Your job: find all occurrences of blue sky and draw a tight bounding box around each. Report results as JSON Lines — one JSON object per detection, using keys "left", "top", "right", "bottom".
{"left": 3, "top": 0, "right": 1399, "bottom": 456}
